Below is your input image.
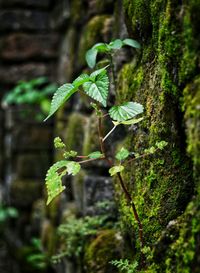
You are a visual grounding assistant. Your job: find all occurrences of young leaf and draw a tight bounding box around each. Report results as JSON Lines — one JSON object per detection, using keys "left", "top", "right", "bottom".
{"left": 66, "top": 161, "right": 81, "bottom": 176}
{"left": 109, "top": 165, "right": 124, "bottom": 176}
{"left": 44, "top": 84, "right": 76, "bottom": 121}
{"left": 86, "top": 48, "right": 98, "bottom": 68}
{"left": 123, "top": 38, "right": 141, "bottom": 49}
{"left": 88, "top": 151, "right": 104, "bottom": 159}
{"left": 155, "top": 141, "right": 168, "bottom": 150}
{"left": 109, "top": 102, "right": 143, "bottom": 122}
{"left": 93, "top": 43, "right": 109, "bottom": 52}
{"left": 83, "top": 70, "right": 109, "bottom": 107}
{"left": 45, "top": 160, "right": 67, "bottom": 205}
{"left": 116, "top": 147, "right": 130, "bottom": 161}
{"left": 109, "top": 39, "right": 123, "bottom": 50}
{"left": 72, "top": 74, "right": 90, "bottom": 88}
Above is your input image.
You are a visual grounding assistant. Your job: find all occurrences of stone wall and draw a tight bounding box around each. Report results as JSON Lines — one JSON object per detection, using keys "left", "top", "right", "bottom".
{"left": 51, "top": 0, "right": 200, "bottom": 272}
{"left": 0, "top": 0, "right": 199, "bottom": 272}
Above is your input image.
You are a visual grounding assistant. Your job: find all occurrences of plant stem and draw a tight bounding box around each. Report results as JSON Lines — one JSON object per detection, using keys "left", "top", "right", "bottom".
{"left": 97, "top": 114, "right": 145, "bottom": 250}
{"left": 109, "top": 54, "right": 117, "bottom": 90}
{"left": 78, "top": 157, "right": 104, "bottom": 164}
{"left": 103, "top": 125, "right": 117, "bottom": 142}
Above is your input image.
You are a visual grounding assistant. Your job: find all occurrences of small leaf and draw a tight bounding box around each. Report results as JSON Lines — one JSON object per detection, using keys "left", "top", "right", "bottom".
{"left": 120, "top": 117, "right": 144, "bottom": 125}
{"left": 93, "top": 43, "right": 109, "bottom": 52}
{"left": 116, "top": 147, "right": 130, "bottom": 161}
{"left": 45, "top": 160, "right": 67, "bottom": 205}
{"left": 109, "top": 102, "right": 143, "bottom": 122}
{"left": 109, "top": 39, "right": 123, "bottom": 50}
{"left": 109, "top": 165, "right": 124, "bottom": 176}
{"left": 72, "top": 74, "right": 90, "bottom": 88}
{"left": 86, "top": 48, "right": 98, "bottom": 68}
{"left": 155, "top": 141, "right": 168, "bottom": 150}
{"left": 83, "top": 70, "right": 109, "bottom": 107}
{"left": 88, "top": 151, "right": 104, "bottom": 159}
{"left": 123, "top": 38, "right": 141, "bottom": 49}
{"left": 44, "top": 84, "right": 76, "bottom": 121}
{"left": 66, "top": 161, "right": 81, "bottom": 176}
{"left": 144, "top": 146, "right": 156, "bottom": 154}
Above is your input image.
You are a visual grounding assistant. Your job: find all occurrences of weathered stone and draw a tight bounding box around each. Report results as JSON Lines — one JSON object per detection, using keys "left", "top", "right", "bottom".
{"left": 10, "top": 125, "right": 52, "bottom": 151}
{"left": 10, "top": 179, "right": 42, "bottom": 207}
{"left": 82, "top": 175, "right": 114, "bottom": 216}
{"left": 15, "top": 154, "right": 50, "bottom": 178}
{"left": 87, "top": 0, "right": 114, "bottom": 16}
{"left": 0, "top": 33, "right": 60, "bottom": 60}
{"left": 0, "top": 0, "right": 50, "bottom": 8}
{"left": 0, "top": 63, "right": 54, "bottom": 84}
{"left": 0, "top": 10, "right": 49, "bottom": 31}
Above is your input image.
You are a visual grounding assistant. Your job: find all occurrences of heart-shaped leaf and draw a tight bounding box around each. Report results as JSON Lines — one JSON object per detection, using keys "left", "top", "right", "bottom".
{"left": 83, "top": 70, "right": 109, "bottom": 107}
{"left": 109, "top": 102, "right": 143, "bottom": 122}
{"left": 116, "top": 147, "right": 130, "bottom": 161}
{"left": 44, "top": 84, "right": 76, "bottom": 121}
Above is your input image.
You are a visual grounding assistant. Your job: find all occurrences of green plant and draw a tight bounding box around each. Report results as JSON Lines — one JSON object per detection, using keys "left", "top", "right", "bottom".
{"left": 0, "top": 204, "right": 18, "bottom": 224}
{"left": 44, "top": 38, "right": 168, "bottom": 260}
{"left": 52, "top": 215, "right": 110, "bottom": 262}
{"left": 2, "top": 77, "right": 57, "bottom": 120}
{"left": 25, "top": 238, "right": 48, "bottom": 270}
{"left": 110, "top": 259, "right": 138, "bottom": 273}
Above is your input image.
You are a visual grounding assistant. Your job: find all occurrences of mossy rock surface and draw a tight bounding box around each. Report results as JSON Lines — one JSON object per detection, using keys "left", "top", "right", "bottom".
{"left": 84, "top": 229, "right": 122, "bottom": 273}
{"left": 111, "top": 0, "right": 200, "bottom": 271}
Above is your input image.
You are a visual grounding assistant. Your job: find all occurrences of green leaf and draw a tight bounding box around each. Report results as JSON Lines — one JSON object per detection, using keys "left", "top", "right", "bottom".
{"left": 123, "top": 38, "right": 141, "bottom": 49}
{"left": 155, "top": 141, "right": 168, "bottom": 150}
{"left": 120, "top": 117, "right": 144, "bottom": 125}
{"left": 83, "top": 70, "right": 109, "bottom": 107}
{"left": 116, "top": 147, "right": 130, "bottom": 161}
{"left": 66, "top": 161, "right": 81, "bottom": 176}
{"left": 109, "top": 39, "right": 123, "bottom": 49}
{"left": 44, "top": 84, "right": 76, "bottom": 121}
{"left": 90, "top": 66, "right": 109, "bottom": 79}
{"left": 88, "top": 151, "right": 104, "bottom": 159}
{"left": 93, "top": 43, "right": 109, "bottom": 52}
{"left": 45, "top": 160, "right": 67, "bottom": 205}
{"left": 144, "top": 146, "right": 156, "bottom": 154}
{"left": 72, "top": 74, "right": 90, "bottom": 88}
{"left": 109, "top": 102, "right": 143, "bottom": 122}
{"left": 109, "top": 165, "right": 124, "bottom": 176}
{"left": 86, "top": 48, "right": 98, "bottom": 68}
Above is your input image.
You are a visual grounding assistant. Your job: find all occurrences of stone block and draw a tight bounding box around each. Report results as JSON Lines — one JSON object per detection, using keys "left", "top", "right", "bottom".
{"left": 0, "top": 0, "right": 50, "bottom": 8}
{"left": 10, "top": 179, "right": 42, "bottom": 207}
{"left": 0, "top": 10, "right": 49, "bottom": 31}
{"left": 10, "top": 125, "right": 53, "bottom": 151}
{"left": 0, "top": 33, "right": 60, "bottom": 60}
{"left": 15, "top": 153, "right": 50, "bottom": 178}
{"left": 82, "top": 175, "right": 115, "bottom": 216}
{"left": 0, "top": 63, "right": 54, "bottom": 84}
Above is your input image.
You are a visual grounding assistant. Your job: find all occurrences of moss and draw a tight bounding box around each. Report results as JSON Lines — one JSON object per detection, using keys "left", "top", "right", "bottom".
{"left": 84, "top": 229, "right": 122, "bottom": 273}
{"left": 114, "top": 0, "right": 199, "bottom": 269}
{"left": 64, "top": 112, "right": 86, "bottom": 154}
{"left": 182, "top": 77, "right": 200, "bottom": 186}
{"left": 78, "top": 15, "right": 112, "bottom": 66}
{"left": 82, "top": 111, "right": 101, "bottom": 155}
